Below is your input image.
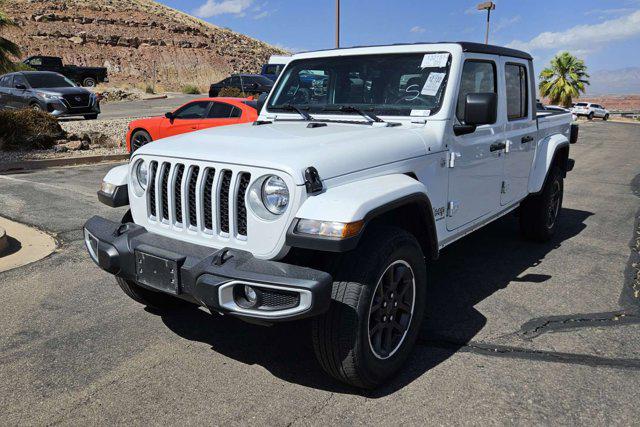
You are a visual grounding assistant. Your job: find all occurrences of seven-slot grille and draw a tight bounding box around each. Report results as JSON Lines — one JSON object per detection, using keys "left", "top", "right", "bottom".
{"left": 147, "top": 160, "right": 251, "bottom": 238}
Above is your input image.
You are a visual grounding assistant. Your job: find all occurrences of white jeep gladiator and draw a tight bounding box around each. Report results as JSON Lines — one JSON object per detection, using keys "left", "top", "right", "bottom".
{"left": 85, "top": 42, "right": 578, "bottom": 388}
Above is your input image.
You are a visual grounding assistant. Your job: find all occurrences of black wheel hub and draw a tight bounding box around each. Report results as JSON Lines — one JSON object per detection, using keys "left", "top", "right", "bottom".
{"left": 132, "top": 134, "right": 150, "bottom": 151}
{"left": 368, "top": 260, "right": 415, "bottom": 359}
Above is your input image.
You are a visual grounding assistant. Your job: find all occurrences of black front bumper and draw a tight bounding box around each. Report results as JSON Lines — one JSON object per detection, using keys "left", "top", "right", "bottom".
{"left": 83, "top": 216, "right": 333, "bottom": 321}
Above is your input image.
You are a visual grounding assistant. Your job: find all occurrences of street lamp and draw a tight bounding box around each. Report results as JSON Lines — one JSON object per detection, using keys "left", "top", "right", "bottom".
{"left": 476, "top": 1, "right": 496, "bottom": 45}
{"left": 335, "top": 0, "right": 340, "bottom": 48}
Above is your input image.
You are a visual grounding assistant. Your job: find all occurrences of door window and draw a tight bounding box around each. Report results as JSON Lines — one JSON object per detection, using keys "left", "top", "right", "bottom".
{"left": 505, "top": 63, "right": 528, "bottom": 120}
{"left": 208, "top": 102, "right": 235, "bottom": 118}
{"left": 456, "top": 61, "right": 497, "bottom": 123}
{"left": 173, "top": 101, "right": 211, "bottom": 119}
{"left": 13, "top": 75, "right": 28, "bottom": 88}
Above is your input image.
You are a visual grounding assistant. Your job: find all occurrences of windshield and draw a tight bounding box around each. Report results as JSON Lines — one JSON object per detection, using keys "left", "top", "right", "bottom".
{"left": 25, "top": 73, "right": 76, "bottom": 89}
{"left": 267, "top": 52, "right": 451, "bottom": 117}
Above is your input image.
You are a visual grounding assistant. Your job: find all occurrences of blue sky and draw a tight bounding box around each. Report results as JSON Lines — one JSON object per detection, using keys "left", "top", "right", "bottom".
{"left": 159, "top": 0, "right": 640, "bottom": 72}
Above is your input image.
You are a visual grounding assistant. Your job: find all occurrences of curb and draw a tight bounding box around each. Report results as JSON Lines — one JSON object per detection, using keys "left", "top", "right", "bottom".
{"left": 0, "top": 154, "right": 129, "bottom": 173}
{"left": 0, "top": 226, "right": 7, "bottom": 256}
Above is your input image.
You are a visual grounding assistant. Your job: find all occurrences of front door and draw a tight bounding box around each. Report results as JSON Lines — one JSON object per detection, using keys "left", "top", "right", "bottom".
{"left": 500, "top": 59, "right": 537, "bottom": 206}
{"left": 160, "top": 101, "right": 212, "bottom": 138}
{"left": 447, "top": 55, "right": 505, "bottom": 231}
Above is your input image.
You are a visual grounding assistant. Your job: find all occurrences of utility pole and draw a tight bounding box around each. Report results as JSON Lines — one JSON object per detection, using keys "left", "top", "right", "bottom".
{"left": 335, "top": 0, "right": 340, "bottom": 48}
{"left": 476, "top": 1, "right": 496, "bottom": 44}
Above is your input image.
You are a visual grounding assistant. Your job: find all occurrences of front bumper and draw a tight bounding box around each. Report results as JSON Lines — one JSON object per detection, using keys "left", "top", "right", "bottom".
{"left": 46, "top": 98, "right": 101, "bottom": 117}
{"left": 83, "top": 216, "right": 333, "bottom": 322}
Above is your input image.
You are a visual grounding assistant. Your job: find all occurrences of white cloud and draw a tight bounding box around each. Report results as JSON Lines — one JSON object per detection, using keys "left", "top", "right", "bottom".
{"left": 194, "top": 0, "right": 253, "bottom": 18}
{"left": 493, "top": 15, "right": 520, "bottom": 33}
{"left": 508, "top": 10, "right": 640, "bottom": 54}
{"left": 410, "top": 26, "right": 426, "bottom": 34}
{"left": 254, "top": 10, "right": 269, "bottom": 20}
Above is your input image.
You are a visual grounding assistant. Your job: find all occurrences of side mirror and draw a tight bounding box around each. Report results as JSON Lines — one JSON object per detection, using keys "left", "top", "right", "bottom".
{"left": 454, "top": 92, "right": 497, "bottom": 136}
{"left": 15, "top": 84, "right": 27, "bottom": 90}
{"left": 164, "top": 112, "right": 175, "bottom": 122}
{"left": 256, "top": 92, "right": 268, "bottom": 113}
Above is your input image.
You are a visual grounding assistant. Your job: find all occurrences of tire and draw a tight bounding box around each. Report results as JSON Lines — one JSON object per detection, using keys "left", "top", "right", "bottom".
{"left": 603, "top": 114, "right": 609, "bottom": 121}
{"left": 209, "top": 89, "right": 219, "bottom": 97}
{"left": 130, "top": 129, "right": 152, "bottom": 152}
{"left": 31, "top": 103, "right": 43, "bottom": 111}
{"left": 116, "top": 277, "right": 192, "bottom": 311}
{"left": 312, "top": 226, "right": 427, "bottom": 388}
{"left": 519, "top": 165, "right": 564, "bottom": 242}
{"left": 82, "top": 76, "right": 97, "bottom": 87}
{"left": 588, "top": 112, "right": 594, "bottom": 120}
{"left": 84, "top": 114, "right": 98, "bottom": 120}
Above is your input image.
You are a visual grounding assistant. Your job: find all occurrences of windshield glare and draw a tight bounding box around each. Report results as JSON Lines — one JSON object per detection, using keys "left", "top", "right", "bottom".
{"left": 25, "top": 74, "right": 76, "bottom": 89}
{"left": 267, "top": 52, "right": 451, "bottom": 117}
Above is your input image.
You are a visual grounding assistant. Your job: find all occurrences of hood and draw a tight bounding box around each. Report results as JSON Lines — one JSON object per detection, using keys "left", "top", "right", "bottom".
{"left": 36, "top": 87, "right": 91, "bottom": 96}
{"left": 134, "top": 121, "right": 429, "bottom": 185}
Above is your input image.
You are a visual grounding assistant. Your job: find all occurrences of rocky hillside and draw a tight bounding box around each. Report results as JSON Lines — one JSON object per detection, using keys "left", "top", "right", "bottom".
{"left": 4, "top": 0, "right": 287, "bottom": 90}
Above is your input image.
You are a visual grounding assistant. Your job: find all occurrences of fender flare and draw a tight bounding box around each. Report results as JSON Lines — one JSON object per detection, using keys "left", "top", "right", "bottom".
{"left": 528, "top": 134, "right": 570, "bottom": 195}
{"left": 98, "top": 164, "right": 129, "bottom": 207}
{"left": 286, "top": 174, "right": 439, "bottom": 258}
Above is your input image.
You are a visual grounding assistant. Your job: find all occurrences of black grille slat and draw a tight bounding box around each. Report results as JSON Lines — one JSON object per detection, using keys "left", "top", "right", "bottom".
{"left": 236, "top": 173, "right": 251, "bottom": 236}
{"left": 219, "top": 170, "right": 232, "bottom": 234}
{"left": 160, "top": 163, "right": 170, "bottom": 220}
{"left": 148, "top": 161, "right": 157, "bottom": 217}
{"left": 174, "top": 164, "right": 185, "bottom": 224}
{"left": 187, "top": 166, "right": 200, "bottom": 227}
{"left": 203, "top": 169, "right": 216, "bottom": 230}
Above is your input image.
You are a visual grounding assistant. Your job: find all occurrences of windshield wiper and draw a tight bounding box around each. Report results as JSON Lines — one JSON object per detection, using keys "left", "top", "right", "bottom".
{"left": 272, "top": 103, "right": 315, "bottom": 121}
{"left": 322, "top": 105, "right": 385, "bottom": 123}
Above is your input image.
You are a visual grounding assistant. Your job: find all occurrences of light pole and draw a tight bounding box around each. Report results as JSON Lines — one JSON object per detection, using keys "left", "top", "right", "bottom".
{"left": 335, "top": 0, "right": 340, "bottom": 48}
{"left": 476, "top": 1, "right": 496, "bottom": 45}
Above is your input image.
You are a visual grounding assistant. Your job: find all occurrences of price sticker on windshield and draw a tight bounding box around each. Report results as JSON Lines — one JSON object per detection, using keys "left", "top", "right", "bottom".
{"left": 421, "top": 53, "right": 449, "bottom": 68}
{"left": 421, "top": 72, "right": 446, "bottom": 96}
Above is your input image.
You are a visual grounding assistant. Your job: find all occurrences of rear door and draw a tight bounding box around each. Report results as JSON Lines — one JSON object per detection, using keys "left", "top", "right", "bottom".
{"left": 200, "top": 101, "right": 242, "bottom": 130}
{"left": 446, "top": 55, "right": 505, "bottom": 231}
{"left": 159, "top": 101, "right": 212, "bottom": 138}
{"left": 500, "top": 58, "right": 537, "bottom": 206}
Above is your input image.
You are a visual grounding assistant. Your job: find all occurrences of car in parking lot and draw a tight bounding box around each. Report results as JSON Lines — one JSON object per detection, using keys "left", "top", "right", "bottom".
{"left": 86, "top": 42, "right": 577, "bottom": 388}
{"left": 572, "top": 102, "right": 609, "bottom": 120}
{"left": 22, "top": 55, "right": 109, "bottom": 87}
{"left": 0, "top": 71, "right": 100, "bottom": 119}
{"left": 209, "top": 74, "right": 273, "bottom": 97}
{"left": 127, "top": 97, "right": 258, "bottom": 153}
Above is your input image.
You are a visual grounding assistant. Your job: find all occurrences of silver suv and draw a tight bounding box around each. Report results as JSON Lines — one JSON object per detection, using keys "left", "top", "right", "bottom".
{"left": 572, "top": 102, "right": 609, "bottom": 120}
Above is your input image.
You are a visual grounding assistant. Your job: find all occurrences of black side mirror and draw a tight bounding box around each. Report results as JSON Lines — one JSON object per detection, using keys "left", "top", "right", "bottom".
{"left": 454, "top": 92, "right": 497, "bottom": 136}
{"left": 15, "top": 84, "right": 27, "bottom": 90}
{"left": 256, "top": 92, "right": 268, "bottom": 113}
{"left": 165, "top": 112, "right": 175, "bottom": 122}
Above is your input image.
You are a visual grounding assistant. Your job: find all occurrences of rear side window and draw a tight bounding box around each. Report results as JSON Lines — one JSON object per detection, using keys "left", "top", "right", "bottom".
{"left": 505, "top": 63, "right": 529, "bottom": 120}
{"left": 575, "top": 103, "right": 588, "bottom": 107}
{"left": 28, "top": 57, "right": 43, "bottom": 66}
{"left": 208, "top": 102, "right": 235, "bottom": 118}
{"left": 456, "top": 60, "right": 496, "bottom": 123}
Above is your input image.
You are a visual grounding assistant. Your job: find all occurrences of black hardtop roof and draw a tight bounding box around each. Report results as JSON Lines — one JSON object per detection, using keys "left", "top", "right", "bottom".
{"left": 301, "top": 41, "right": 532, "bottom": 61}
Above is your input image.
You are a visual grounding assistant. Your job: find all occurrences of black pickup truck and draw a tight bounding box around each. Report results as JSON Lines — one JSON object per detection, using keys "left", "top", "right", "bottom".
{"left": 22, "top": 56, "right": 108, "bottom": 87}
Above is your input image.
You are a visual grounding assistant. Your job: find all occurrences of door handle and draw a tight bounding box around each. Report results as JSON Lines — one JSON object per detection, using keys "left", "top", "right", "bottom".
{"left": 521, "top": 135, "right": 534, "bottom": 144}
{"left": 490, "top": 142, "right": 506, "bottom": 152}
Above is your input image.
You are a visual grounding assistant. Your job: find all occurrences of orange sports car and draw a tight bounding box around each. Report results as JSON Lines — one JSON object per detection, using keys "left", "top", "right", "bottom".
{"left": 126, "top": 97, "right": 258, "bottom": 153}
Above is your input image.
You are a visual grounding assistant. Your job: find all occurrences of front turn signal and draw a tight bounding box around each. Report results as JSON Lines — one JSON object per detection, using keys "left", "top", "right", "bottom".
{"left": 295, "top": 219, "right": 364, "bottom": 239}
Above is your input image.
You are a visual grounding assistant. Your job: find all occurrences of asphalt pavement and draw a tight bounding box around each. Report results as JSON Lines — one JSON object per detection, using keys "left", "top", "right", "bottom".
{"left": 0, "top": 121, "right": 639, "bottom": 424}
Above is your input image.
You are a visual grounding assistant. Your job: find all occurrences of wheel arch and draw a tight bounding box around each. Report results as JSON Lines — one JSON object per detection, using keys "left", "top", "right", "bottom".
{"left": 528, "top": 134, "right": 571, "bottom": 195}
{"left": 128, "top": 127, "right": 152, "bottom": 152}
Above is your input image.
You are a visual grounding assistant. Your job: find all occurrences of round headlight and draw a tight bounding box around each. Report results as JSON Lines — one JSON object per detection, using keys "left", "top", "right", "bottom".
{"left": 136, "top": 161, "right": 149, "bottom": 190}
{"left": 261, "top": 175, "right": 289, "bottom": 215}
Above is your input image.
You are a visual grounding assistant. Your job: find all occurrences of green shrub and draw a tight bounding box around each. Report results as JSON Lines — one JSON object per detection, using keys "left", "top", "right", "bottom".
{"left": 0, "top": 109, "right": 66, "bottom": 151}
{"left": 217, "top": 86, "right": 245, "bottom": 97}
{"left": 8, "top": 62, "right": 35, "bottom": 72}
{"left": 181, "top": 84, "right": 201, "bottom": 95}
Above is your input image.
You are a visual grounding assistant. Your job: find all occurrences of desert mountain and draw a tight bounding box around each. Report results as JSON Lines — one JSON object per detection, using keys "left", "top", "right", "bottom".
{"left": 4, "top": 0, "right": 288, "bottom": 90}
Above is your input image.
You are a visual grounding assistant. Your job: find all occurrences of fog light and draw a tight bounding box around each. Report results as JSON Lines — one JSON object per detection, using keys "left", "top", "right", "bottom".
{"left": 244, "top": 285, "right": 257, "bottom": 304}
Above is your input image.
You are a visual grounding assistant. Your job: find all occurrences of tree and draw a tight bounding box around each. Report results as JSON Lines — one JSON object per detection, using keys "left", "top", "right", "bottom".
{"left": 539, "top": 52, "right": 590, "bottom": 107}
{"left": 0, "top": 1, "right": 20, "bottom": 74}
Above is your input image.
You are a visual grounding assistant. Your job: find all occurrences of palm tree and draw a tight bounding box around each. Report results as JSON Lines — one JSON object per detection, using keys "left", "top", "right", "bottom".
{"left": 539, "top": 52, "right": 590, "bottom": 108}
{"left": 0, "top": 2, "right": 20, "bottom": 73}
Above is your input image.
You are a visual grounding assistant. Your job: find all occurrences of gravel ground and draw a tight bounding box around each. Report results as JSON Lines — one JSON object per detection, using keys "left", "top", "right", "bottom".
{"left": 59, "top": 117, "right": 132, "bottom": 146}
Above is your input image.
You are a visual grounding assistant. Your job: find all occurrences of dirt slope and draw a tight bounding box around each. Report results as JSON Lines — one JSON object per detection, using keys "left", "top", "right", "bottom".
{"left": 4, "top": 0, "right": 288, "bottom": 90}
